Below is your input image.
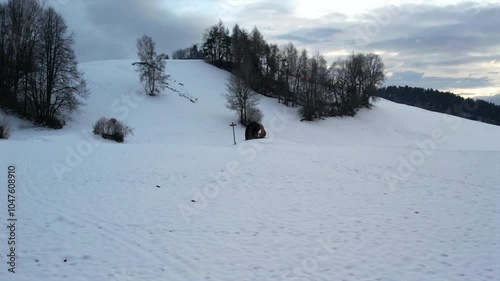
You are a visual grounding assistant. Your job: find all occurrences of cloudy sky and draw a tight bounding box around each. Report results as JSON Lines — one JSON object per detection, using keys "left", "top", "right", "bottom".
{"left": 49, "top": 0, "right": 499, "bottom": 97}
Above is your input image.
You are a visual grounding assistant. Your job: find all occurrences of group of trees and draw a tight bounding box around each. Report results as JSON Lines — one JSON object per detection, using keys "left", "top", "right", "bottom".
{"left": 198, "top": 20, "right": 385, "bottom": 121}
{"left": 378, "top": 86, "right": 500, "bottom": 126}
{"left": 0, "top": 0, "right": 87, "bottom": 128}
{"left": 172, "top": 44, "right": 204, "bottom": 60}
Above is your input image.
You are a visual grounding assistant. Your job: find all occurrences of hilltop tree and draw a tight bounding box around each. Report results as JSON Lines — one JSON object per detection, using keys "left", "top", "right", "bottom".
{"left": 278, "top": 42, "right": 298, "bottom": 106}
{"left": 202, "top": 20, "right": 231, "bottom": 69}
{"left": 249, "top": 27, "right": 265, "bottom": 76}
{"left": 135, "top": 34, "right": 167, "bottom": 96}
{"left": 263, "top": 43, "right": 279, "bottom": 95}
{"left": 230, "top": 24, "right": 250, "bottom": 68}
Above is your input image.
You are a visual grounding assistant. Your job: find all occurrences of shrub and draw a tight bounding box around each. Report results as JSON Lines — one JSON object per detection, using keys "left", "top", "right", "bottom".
{"left": 46, "top": 116, "right": 65, "bottom": 129}
{"left": 35, "top": 116, "right": 65, "bottom": 129}
{"left": 246, "top": 106, "right": 263, "bottom": 124}
{"left": 93, "top": 117, "right": 133, "bottom": 143}
{"left": 0, "top": 118, "right": 11, "bottom": 139}
{"left": 93, "top": 117, "right": 107, "bottom": 135}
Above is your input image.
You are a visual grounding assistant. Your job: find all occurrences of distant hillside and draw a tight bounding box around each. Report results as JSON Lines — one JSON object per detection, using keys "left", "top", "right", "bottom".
{"left": 476, "top": 94, "right": 500, "bottom": 105}
{"left": 377, "top": 86, "right": 500, "bottom": 126}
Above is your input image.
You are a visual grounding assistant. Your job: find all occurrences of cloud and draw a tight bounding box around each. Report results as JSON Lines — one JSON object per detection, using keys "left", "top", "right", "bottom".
{"left": 58, "top": 0, "right": 214, "bottom": 62}
{"left": 385, "top": 71, "right": 492, "bottom": 90}
{"left": 275, "top": 28, "right": 342, "bottom": 43}
{"left": 335, "top": 2, "right": 499, "bottom": 95}
{"left": 45, "top": 0, "right": 499, "bottom": 96}
{"left": 376, "top": 3, "right": 499, "bottom": 95}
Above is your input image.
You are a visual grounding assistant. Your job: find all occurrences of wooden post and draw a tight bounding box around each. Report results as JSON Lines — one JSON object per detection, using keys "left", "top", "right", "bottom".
{"left": 230, "top": 122, "right": 237, "bottom": 145}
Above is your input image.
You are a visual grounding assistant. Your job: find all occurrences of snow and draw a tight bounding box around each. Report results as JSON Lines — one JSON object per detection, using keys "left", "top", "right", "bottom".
{"left": 0, "top": 60, "right": 499, "bottom": 281}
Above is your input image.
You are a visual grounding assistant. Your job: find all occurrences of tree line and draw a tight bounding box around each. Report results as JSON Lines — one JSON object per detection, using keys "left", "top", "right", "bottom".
{"left": 176, "top": 20, "right": 386, "bottom": 121}
{"left": 378, "top": 86, "right": 500, "bottom": 126}
{"left": 0, "top": 0, "right": 87, "bottom": 128}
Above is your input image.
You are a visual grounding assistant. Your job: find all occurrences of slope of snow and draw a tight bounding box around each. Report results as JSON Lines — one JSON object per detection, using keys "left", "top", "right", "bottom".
{"left": 0, "top": 60, "right": 499, "bottom": 281}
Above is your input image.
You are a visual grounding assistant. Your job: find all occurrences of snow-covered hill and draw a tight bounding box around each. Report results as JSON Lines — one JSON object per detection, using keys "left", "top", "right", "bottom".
{"left": 1, "top": 60, "right": 499, "bottom": 281}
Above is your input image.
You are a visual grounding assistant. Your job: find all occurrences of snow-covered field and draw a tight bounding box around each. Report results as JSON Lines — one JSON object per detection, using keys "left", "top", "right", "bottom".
{"left": 1, "top": 60, "right": 499, "bottom": 281}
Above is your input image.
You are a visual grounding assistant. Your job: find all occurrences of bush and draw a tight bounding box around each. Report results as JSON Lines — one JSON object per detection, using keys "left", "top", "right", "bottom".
{"left": 93, "top": 117, "right": 107, "bottom": 135}
{"left": 46, "top": 116, "right": 65, "bottom": 129}
{"left": 93, "top": 117, "right": 133, "bottom": 143}
{"left": 35, "top": 116, "right": 65, "bottom": 129}
{"left": 246, "top": 106, "right": 263, "bottom": 124}
{"left": 0, "top": 118, "right": 11, "bottom": 139}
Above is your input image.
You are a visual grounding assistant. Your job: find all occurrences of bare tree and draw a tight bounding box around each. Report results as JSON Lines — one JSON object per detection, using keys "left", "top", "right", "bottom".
{"left": 224, "top": 62, "right": 260, "bottom": 125}
{"left": 363, "top": 53, "right": 385, "bottom": 105}
{"left": 0, "top": 0, "right": 88, "bottom": 128}
{"left": 0, "top": 0, "right": 42, "bottom": 111}
{"left": 24, "top": 7, "right": 88, "bottom": 127}
{"left": 279, "top": 42, "right": 298, "bottom": 106}
{"left": 136, "top": 35, "right": 167, "bottom": 96}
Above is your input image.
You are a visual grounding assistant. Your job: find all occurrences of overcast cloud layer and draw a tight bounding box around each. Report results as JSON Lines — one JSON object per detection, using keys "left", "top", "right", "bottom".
{"left": 45, "top": 0, "right": 499, "bottom": 97}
